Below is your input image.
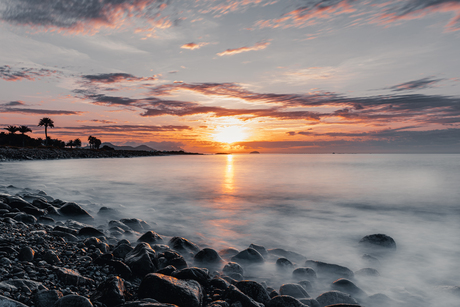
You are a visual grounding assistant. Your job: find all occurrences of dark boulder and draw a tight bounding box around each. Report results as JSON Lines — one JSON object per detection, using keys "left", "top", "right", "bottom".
{"left": 331, "top": 279, "right": 366, "bottom": 299}
{"left": 78, "top": 227, "right": 105, "bottom": 237}
{"left": 113, "top": 243, "right": 134, "bottom": 259}
{"left": 109, "top": 220, "right": 133, "bottom": 231}
{"left": 276, "top": 257, "right": 294, "bottom": 271}
{"left": 98, "top": 206, "right": 121, "bottom": 218}
{"left": 157, "top": 250, "right": 188, "bottom": 270}
{"left": 249, "top": 244, "right": 268, "bottom": 257}
{"left": 304, "top": 260, "right": 354, "bottom": 281}
{"left": 267, "top": 295, "right": 306, "bottom": 307}
{"left": 34, "top": 290, "right": 63, "bottom": 307}
{"left": 298, "top": 280, "right": 313, "bottom": 292}
{"left": 267, "top": 248, "right": 306, "bottom": 263}
{"left": 125, "top": 243, "right": 157, "bottom": 277}
{"left": 138, "top": 273, "right": 203, "bottom": 307}
{"left": 169, "top": 237, "right": 200, "bottom": 255}
{"left": 223, "top": 262, "right": 244, "bottom": 276}
{"left": 194, "top": 248, "right": 223, "bottom": 266}
{"left": 41, "top": 250, "right": 61, "bottom": 264}
{"left": 172, "top": 267, "right": 210, "bottom": 286}
{"left": 54, "top": 225, "right": 78, "bottom": 235}
{"left": 359, "top": 234, "right": 396, "bottom": 250}
{"left": 279, "top": 283, "right": 310, "bottom": 299}
{"left": 224, "top": 284, "right": 264, "bottom": 307}
{"left": 0, "top": 295, "right": 29, "bottom": 307}
{"left": 54, "top": 267, "right": 94, "bottom": 286}
{"left": 235, "top": 280, "right": 271, "bottom": 305}
{"left": 92, "top": 276, "right": 129, "bottom": 306}
{"left": 13, "top": 213, "right": 37, "bottom": 224}
{"left": 230, "top": 248, "right": 264, "bottom": 265}
{"left": 292, "top": 268, "right": 317, "bottom": 281}
{"left": 138, "top": 231, "right": 164, "bottom": 245}
{"left": 107, "top": 260, "right": 133, "bottom": 279}
{"left": 54, "top": 294, "right": 93, "bottom": 307}
{"left": 210, "top": 277, "right": 230, "bottom": 290}
{"left": 50, "top": 230, "right": 78, "bottom": 242}
{"left": 18, "top": 246, "right": 35, "bottom": 262}
{"left": 157, "top": 265, "right": 177, "bottom": 276}
{"left": 58, "top": 202, "right": 93, "bottom": 220}
{"left": 218, "top": 248, "right": 239, "bottom": 260}
{"left": 315, "top": 291, "right": 358, "bottom": 307}
{"left": 120, "top": 218, "right": 150, "bottom": 232}
{"left": 299, "top": 298, "right": 320, "bottom": 307}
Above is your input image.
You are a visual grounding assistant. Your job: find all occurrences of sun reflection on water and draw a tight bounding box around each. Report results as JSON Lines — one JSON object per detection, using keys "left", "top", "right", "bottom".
{"left": 223, "top": 154, "right": 234, "bottom": 194}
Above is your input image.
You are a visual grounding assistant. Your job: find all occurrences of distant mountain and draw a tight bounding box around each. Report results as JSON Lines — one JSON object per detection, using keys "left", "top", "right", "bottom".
{"left": 101, "top": 142, "right": 157, "bottom": 151}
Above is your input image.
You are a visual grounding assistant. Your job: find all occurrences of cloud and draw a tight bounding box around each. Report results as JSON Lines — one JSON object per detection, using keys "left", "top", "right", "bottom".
{"left": 387, "top": 77, "right": 444, "bottom": 91}
{"left": 0, "top": 0, "right": 172, "bottom": 34}
{"left": 81, "top": 73, "right": 157, "bottom": 84}
{"left": 1, "top": 101, "right": 25, "bottom": 106}
{"left": 61, "top": 124, "right": 191, "bottom": 132}
{"left": 198, "top": 0, "right": 277, "bottom": 17}
{"left": 0, "top": 108, "right": 83, "bottom": 115}
{"left": 217, "top": 41, "right": 270, "bottom": 56}
{"left": 0, "top": 65, "right": 59, "bottom": 81}
{"left": 181, "top": 42, "right": 209, "bottom": 50}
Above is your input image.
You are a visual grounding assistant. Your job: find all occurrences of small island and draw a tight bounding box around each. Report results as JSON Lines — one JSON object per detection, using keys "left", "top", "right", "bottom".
{"left": 250, "top": 151, "right": 260, "bottom": 154}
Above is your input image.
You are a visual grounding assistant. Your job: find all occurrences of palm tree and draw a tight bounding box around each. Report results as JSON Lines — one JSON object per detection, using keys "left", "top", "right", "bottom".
{"left": 74, "top": 138, "right": 82, "bottom": 148}
{"left": 38, "top": 117, "right": 54, "bottom": 145}
{"left": 4, "top": 125, "right": 19, "bottom": 134}
{"left": 66, "top": 140, "right": 75, "bottom": 149}
{"left": 18, "top": 125, "right": 32, "bottom": 147}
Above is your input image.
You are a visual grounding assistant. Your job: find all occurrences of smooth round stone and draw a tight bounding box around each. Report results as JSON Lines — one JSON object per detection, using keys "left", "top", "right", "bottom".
{"left": 359, "top": 234, "right": 396, "bottom": 249}
{"left": 18, "top": 246, "right": 35, "bottom": 262}
{"left": 230, "top": 248, "right": 265, "bottom": 265}
{"left": 194, "top": 248, "right": 223, "bottom": 265}
{"left": 54, "top": 294, "right": 93, "bottom": 307}
{"left": 223, "top": 262, "right": 244, "bottom": 276}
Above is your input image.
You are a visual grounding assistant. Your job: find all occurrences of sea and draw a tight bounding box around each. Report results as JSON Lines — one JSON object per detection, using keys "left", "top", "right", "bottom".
{"left": 1, "top": 154, "right": 459, "bottom": 303}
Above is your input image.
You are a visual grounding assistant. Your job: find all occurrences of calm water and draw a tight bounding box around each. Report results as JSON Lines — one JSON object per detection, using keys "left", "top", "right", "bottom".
{"left": 1, "top": 154, "right": 459, "bottom": 302}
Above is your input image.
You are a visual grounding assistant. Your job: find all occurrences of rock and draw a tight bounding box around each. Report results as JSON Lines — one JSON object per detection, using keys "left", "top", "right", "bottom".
{"left": 53, "top": 225, "right": 78, "bottom": 235}
{"left": 322, "top": 305, "right": 361, "bottom": 307}
{"left": 276, "top": 257, "right": 294, "bottom": 271}
{"left": 279, "top": 283, "right": 310, "bottom": 298}
{"left": 119, "top": 301, "right": 178, "bottom": 307}
{"left": 207, "top": 300, "right": 230, "bottom": 307}
{"left": 125, "top": 243, "right": 157, "bottom": 277}
{"left": 78, "top": 227, "right": 105, "bottom": 237}
{"left": 304, "top": 260, "right": 354, "bottom": 281}
{"left": 292, "top": 267, "right": 317, "bottom": 281}
{"left": 172, "top": 267, "right": 210, "bottom": 286}
{"left": 354, "top": 268, "right": 379, "bottom": 277}
{"left": 12, "top": 213, "right": 37, "bottom": 224}
{"left": 298, "top": 298, "right": 320, "bottom": 307}
{"left": 138, "top": 231, "right": 164, "bottom": 245}
{"left": 223, "top": 262, "right": 244, "bottom": 276}
{"left": 267, "top": 248, "right": 306, "bottom": 263}
{"left": 210, "top": 277, "right": 230, "bottom": 290}
{"left": 359, "top": 234, "right": 396, "bottom": 249}
{"left": 0, "top": 202, "right": 12, "bottom": 210}
{"left": 157, "top": 265, "right": 177, "bottom": 276}
{"left": 54, "top": 267, "right": 94, "bottom": 286}
{"left": 120, "top": 218, "right": 150, "bottom": 232}
{"left": 138, "top": 273, "right": 203, "bottom": 307}
{"left": 98, "top": 206, "right": 121, "bottom": 218}
{"left": 234, "top": 280, "right": 271, "bottom": 305}
{"left": 219, "top": 248, "right": 239, "bottom": 260}
{"left": 35, "top": 290, "right": 63, "bottom": 307}
{"left": 169, "top": 237, "right": 200, "bottom": 255}
{"left": 361, "top": 254, "right": 380, "bottom": 266}
{"left": 18, "top": 246, "right": 35, "bottom": 262}
{"left": 113, "top": 243, "right": 134, "bottom": 259}
{"left": 107, "top": 260, "right": 133, "bottom": 279}
{"left": 0, "top": 294, "right": 29, "bottom": 307}
{"left": 224, "top": 284, "right": 264, "bottom": 307}
{"left": 194, "top": 248, "right": 223, "bottom": 265}
{"left": 331, "top": 279, "right": 366, "bottom": 299}
{"left": 54, "top": 294, "right": 94, "bottom": 307}
{"left": 267, "top": 295, "right": 306, "bottom": 307}
{"left": 42, "top": 250, "right": 61, "bottom": 264}
{"left": 50, "top": 230, "right": 79, "bottom": 242}
{"left": 364, "top": 293, "right": 395, "bottom": 306}
{"left": 109, "top": 220, "right": 133, "bottom": 231}
{"left": 249, "top": 244, "right": 268, "bottom": 257}
{"left": 58, "top": 202, "right": 93, "bottom": 220}
{"left": 92, "top": 276, "right": 128, "bottom": 306}
{"left": 230, "top": 248, "right": 264, "bottom": 265}
{"left": 0, "top": 279, "right": 47, "bottom": 293}
{"left": 157, "top": 250, "right": 188, "bottom": 270}
{"left": 315, "top": 291, "right": 358, "bottom": 307}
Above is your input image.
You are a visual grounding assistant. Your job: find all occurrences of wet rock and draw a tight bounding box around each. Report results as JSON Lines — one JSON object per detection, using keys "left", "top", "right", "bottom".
{"left": 169, "top": 237, "right": 200, "bottom": 255}
{"left": 12, "top": 213, "right": 37, "bottom": 224}
{"left": 51, "top": 230, "right": 79, "bottom": 242}
{"left": 354, "top": 268, "right": 379, "bottom": 277}
{"left": 54, "top": 267, "right": 94, "bottom": 286}
{"left": 249, "top": 244, "right": 268, "bottom": 257}
{"left": 298, "top": 298, "right": 320, "bottom": 307}
{"left": 18, "top": 246, "right": 35, "bottom": 262}
{"left": 304, "top": 260, "right": 354, "bottom": 281}
{"left": 267, "top": 248, "right": 306, "bottom": 263}
{"left": 125, "top": 242, "right": 157, "bottom": 277}
{"left": 207, "top": 300, "right": 230, "bottom": 307}
{"left": 107, "top": 260, "right": 133, "bottom": 279}
{"left": 210, "top": 277, "right": 230, "bottom": 290}
{"left": 157, "top": 265, "right": 177, "bottom": 276}
{"left": 230, "top": 248, "right": 264, "bottom": 265}
{"left": 138, "top": 231, "right": 164, "bottom": 245}
{"left": 120, "top": 218, "right": 150, "bottom": 232}
{"left": 58, "top": 202, "right": 93, "bottom": 220}
{"left": 109, "top": 220, "right": 133, "bottom": 231}
{"left": 113, "top": 243, "right": 134, "bottom": 259}
{"left": 172, "top": 267, "right": 210, "bottom": 286}
{"left": 157, "top": 250, "right": 188, "bottom": 270}
{"left": 92, "top": 276, "right": 128, "bottom": 306}
{"left": 0, "top": 202, "right": 12, "bottom": 210}
{"left": 224, "top": 284, "right": 264, "bottom": 307}
{"left": 292, "top": 267, "right": 317, "bottom": 281}
{"left": 315, "top": 291, "right": 358, "bottom": 307}
{"left": 364, "top": 293, "right": 395, "bottom": 306}
{"left": 267, "top": 295, "right": 306, "bottom": 307}
{"left": 194, "top": 248, "right": 223, "bottom": 265}
{"left": 138, "top": 273, "right": 203, "bottom": 307}
{"left": 98, "top": 206, "right": 121, "bottom": 218}
{"left": 331, "top": 279, "right": 366, "bottom": 299}
{"left": 54, "top": 294, "right": 93, "bottom": 307}
{"left": 0, "top": 294, "right": 29, "bottom": 307}
{"left": 54, "top": 225, "right": 78, "bottom": 235}
{"left": 223, "top": 262, "right": 244, "bottom": 276}
{"left": 279, "top": 283, "right": 310, "bottom": 298}
{"left": 78, "top": 226, "right": 105, "bottom": 237}
{"left": 219, "top": 248, "right": 239, "bottom": 260}
{"left": 359, "top": 234, "right": 396, "bottom": 249}
{"left": 276, "top": 257, "right": 294, "bottom": 271}
{"left": 119, "top": 301, "right": 178, "bottom": 307}
{"left": 42, "top": 250, "right": 61, "bottom": 264}
{"left": 234, "top": 280, "right": 271, "bottom": 305}
{"left": 0, "top": 279, "right": 47, "bottom": 293}
{"left": 35, "top": 290, "right": 63, "bottom": 307}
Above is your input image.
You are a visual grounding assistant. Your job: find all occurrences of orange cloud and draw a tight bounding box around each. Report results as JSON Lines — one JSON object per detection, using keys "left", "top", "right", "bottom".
{"left": 217, "top": 41, "right": 270, "bottom": 56}
{"left": 181, "top": 42, "right": 210, "bottom": 50}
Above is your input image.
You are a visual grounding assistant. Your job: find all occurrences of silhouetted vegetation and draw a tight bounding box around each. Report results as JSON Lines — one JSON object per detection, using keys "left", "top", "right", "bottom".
{"left": 88, "top": 136, "right": 102, "bottom": 149}
{"left": 37, "top": 117, "right": 54, "bottom": 145}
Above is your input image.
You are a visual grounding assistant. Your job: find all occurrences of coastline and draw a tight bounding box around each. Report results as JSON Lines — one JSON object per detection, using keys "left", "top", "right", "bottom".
{"left": 0, "top": 147, "right": 201, "bottom": 162}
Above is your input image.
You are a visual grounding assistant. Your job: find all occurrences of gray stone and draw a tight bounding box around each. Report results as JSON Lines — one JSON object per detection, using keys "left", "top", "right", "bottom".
{"left": 58, "top": 202, "right": 93, "bottom": 220}
{"left": 235, "top": 280, "right": 271, "bottom": 305}
{"left": 194, "top": 248, "right": 223, "bottom": 265}
{"left": 138, "top": 231, "right": 164, "bottom": 245}
{"left": 35, "top": 290, "right": 63, "bottom": 307}
{"left": 225, "top": 284, "right": 264, "bottom": 307}
{"left": 169, "top": 237, "right": 200, "bottom": 255}
{"left": 120, "top": 218, "right": 149, "bottom": 232}
{"left": 230, "top": 248, "right": 265, "bottom": 265}
{"left": 54, "top": 267, "right": 94, "bottom": 286}
{"left": 92, "top": 276, "right": 127, "bottom": 306}
{"left": 249, "top": 244, "right": 268, "bottom": 257}
{"left": 276, "top": 257, "right": 294, "bottom": 271}
{"left": 172, "top": 267, "right": 210, "bottom": 286}
{"left": 0, "top": 294, "right": 29, "bottom": 307}
{"left": 359, "top": 234, "right": 396, "bottom": 249}
{"left": 223, "top": 262, "right": 244, "bottom": 276}
{"left": 113, "top": 243, "right": 134, "bottom": 259}
{"left": 125, "top": 243, "right": 157, "bottom": 278}
{"left": 331, "top": 279, "right": 366, "bottom": 299}
{"left": 54, "top": 294, "right": 93, "bottom": 307}
{"left": 304, "top": 260, "right": 354, "bottom": 281}
{"left": 299, "top": 298, "right": 320, "bottom": 307}
{"left": 354, "top": 268, "right": 379, "bottom": 277}
{"left": 279, "top": 283, "right": 310, "bottom": 298}
{"left": 315, "top": 291, "right": 358, "bottom": 307}
{"left": 267, "top": 295, "right": 306, "bottom": 307}
{"left": 18, "top": 246, "right": 35, "bottom": 262}
{"left": 292, "top": 267, "right": 317, "bottom": 281}
{"left": 78, "top": 227, "right": 104, "bottom": 237}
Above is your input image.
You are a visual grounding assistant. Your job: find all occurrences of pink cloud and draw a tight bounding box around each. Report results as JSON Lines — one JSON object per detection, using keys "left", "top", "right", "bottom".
{"left": 181, "top": 42, "right": 210, "bottom": 50}
{"left": 217, "top": 41, "right": 270, "bottom": 56}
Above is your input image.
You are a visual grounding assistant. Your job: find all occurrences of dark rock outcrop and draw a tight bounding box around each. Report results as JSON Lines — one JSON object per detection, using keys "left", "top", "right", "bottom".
{"left": 138, "top": 231, "right": 164, "bottom": 245}
{"left": 235, "top": 280, "right": 271, "bottom": 305}
{"left": 279, "top": 283, "right": 310, "bottom": 299}
{"left": 194, "top": 248, "right": 223, "bottom": 265}
{"left": 125, "top": 243, "right": 157, "bottom": 278}
{"left": 359, "top": 234, "right": 396, "bottom": 249}
{"left": 230, "top": 248, "right": 265, "bottom": 265}
{"left": 58, "top": 202, "right": 93, "bottom": 220}
{"left": 315, "top": 291, "right": 358, "bottom": 307}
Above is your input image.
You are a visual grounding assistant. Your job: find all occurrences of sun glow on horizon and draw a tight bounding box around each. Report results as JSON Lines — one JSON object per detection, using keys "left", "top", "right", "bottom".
{"left": 213, "top": 125, "right": 249, "bottom": 143}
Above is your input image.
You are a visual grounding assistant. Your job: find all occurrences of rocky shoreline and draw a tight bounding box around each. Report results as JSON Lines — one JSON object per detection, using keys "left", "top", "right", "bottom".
{"left": 0, "top": 147, "right": 200, "bottom": 161}
{"left": 0, "top": 186, "right": 458, "bottom": 307}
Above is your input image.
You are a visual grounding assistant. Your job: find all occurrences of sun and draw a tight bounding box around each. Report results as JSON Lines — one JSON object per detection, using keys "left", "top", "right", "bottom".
{"left": 213, "top": 126, "right": 248, "bottom": 143}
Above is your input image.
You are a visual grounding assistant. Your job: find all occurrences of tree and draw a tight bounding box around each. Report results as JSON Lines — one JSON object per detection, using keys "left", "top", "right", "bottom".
{"left": 66, "top": 140, "right": 75, "bottom": 148}
{"left": 88, "top": 135, "right": 96, "bottom": 149}
{"left": 4, "top": 125, "right": 19, "bottom": 134}
{"left": 18, "top": 125, "right": 32, "bottom": 147}
{"left": 38, "top": 117, "right": 54, "bottom": 145}
{"left": 74, "top": 138, "right": 82, "bottom": 148}
{"left": 94, "top": 138, "right": 101, "bottom": 149}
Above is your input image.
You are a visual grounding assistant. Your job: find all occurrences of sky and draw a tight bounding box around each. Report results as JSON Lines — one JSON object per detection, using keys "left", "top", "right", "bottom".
{"left": 1, "top": 0, "right": 460, "bottom": 153}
